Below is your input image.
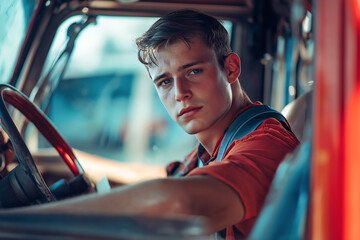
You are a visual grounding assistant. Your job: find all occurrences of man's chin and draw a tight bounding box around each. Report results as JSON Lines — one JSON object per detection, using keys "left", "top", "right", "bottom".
{"left": 180, "top": 125, "right": 202, "bottom": 135}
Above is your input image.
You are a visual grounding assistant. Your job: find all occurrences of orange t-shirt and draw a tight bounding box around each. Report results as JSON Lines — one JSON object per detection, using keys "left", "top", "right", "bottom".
{"left": 166, "top": 102, "right": 299, "bottom": 239}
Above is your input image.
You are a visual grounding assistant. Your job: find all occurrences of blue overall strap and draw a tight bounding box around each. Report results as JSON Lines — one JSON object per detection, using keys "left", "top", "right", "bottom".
{"left": 197, "top": 105, "right": 289, "bottom": 167}
{"left": 216, "top": 105, "right": 288, "bottom": 163}
{"left": 206, "top": 105, "right": 289, "bottom": 239}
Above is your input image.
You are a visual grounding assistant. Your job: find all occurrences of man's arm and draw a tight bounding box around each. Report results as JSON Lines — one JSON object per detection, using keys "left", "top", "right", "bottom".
{"left": 32, "top": 148, "right": 167, "bottom": 185}
{"left": 10, "top": 175, "right": 244, "bottom": 234}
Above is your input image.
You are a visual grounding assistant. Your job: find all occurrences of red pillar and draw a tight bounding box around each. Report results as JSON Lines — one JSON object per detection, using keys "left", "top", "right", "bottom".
{"left": 310, "top": 0, "right": 360, "bottom": 239}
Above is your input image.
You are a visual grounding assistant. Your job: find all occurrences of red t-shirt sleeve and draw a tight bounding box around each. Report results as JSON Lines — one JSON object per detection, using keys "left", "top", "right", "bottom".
{"left": 186, "top": 118, "right": 299, "bottom": 235}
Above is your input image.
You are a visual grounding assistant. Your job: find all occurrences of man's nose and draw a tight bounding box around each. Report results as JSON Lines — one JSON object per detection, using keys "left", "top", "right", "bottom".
{"left": 174, "top": 77, "right": 192, "bottom": 102}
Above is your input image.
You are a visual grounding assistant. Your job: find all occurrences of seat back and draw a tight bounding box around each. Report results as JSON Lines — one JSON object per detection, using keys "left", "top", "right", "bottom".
{"left": 281, "top": 91, "right": 313, "bottom": 142}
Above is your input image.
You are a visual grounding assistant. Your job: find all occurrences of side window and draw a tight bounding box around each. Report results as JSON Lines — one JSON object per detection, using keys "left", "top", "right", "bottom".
{"left": 0, "top": 0, "right": 38, "bottom": 83}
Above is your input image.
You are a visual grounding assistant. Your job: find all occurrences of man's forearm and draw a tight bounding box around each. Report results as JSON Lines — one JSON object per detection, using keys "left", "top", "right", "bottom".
{"left": 3, "top": 176, "right": 244, "bottom": 234}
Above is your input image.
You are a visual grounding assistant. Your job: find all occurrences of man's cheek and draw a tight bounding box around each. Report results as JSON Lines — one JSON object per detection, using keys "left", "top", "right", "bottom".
{"left": 161, "top": 102, "right": 174, "bottom": 119}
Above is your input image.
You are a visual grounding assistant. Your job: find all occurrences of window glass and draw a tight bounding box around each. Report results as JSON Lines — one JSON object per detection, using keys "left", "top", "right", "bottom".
{"left": 0, "top": 0, "right": 38, "bottom": 83}
{"left": 43, "top": 15, "right": 232, "bottom": 165}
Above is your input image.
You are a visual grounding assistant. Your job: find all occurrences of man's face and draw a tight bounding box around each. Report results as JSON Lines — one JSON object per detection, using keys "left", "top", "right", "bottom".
{"left": 148, "top": 37, "right": 233, "bottom": 135}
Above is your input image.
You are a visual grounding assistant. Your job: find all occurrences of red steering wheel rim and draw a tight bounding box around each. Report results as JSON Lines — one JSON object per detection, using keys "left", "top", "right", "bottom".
{"left": 1, "top": 86, "right": 83, "bottom": 176}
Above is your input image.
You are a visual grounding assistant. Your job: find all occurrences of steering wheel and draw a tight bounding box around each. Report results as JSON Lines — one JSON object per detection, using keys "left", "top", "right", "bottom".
{"left": 0, "top": 84, "right": 86, "bottom": 207}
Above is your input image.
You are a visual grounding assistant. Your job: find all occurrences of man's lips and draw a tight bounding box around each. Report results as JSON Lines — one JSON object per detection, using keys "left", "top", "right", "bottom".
{"left": 178, "top": 106, "right": 202, "bottom": 118}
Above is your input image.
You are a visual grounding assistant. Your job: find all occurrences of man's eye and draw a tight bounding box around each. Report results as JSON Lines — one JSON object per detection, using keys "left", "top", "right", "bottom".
{"left": 189, "top": 69, "right": 202, "bottom": 75}
{"left": 159, "top": 79, "right": 171, "bottom": 87}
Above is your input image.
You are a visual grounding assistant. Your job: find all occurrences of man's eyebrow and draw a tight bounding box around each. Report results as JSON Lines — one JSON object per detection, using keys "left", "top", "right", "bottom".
{"left": 153, "top": 73, "right": 168, "bottom": 83}
{"left": 153, "top": 60, "right": 206, "bottom": 83}
{"left": 178, "top": 60, "right": 205, "bottom": 71}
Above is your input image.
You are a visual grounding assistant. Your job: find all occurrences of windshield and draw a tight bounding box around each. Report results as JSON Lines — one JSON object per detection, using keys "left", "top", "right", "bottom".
{"left": 37, "top": 15, "right": 232, "bottom": 165}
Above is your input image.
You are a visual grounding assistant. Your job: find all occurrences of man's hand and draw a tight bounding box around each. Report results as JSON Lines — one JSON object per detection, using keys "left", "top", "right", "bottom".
{"left": 0, "top": 129, "right": 15, "bottom": 178}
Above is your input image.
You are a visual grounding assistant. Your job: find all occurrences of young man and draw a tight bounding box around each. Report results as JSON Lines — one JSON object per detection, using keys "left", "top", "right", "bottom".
{"left": 132, "top": 9, "right": 299, "bottom": 238}
{"left": 18, "top": 9, "right": 299, "bottom": 239}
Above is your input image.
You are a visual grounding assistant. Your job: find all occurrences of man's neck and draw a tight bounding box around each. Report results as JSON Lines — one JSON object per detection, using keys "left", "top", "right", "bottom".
{"left": 196, "top": 87, "right": 252, "bottom": 155}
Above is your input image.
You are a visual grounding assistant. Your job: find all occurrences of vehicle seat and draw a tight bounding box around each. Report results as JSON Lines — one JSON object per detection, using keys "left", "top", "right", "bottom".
{"left": 281, "top": 90, "right": 313, "bottom": 142}
{"left": 248, "top": 90, "right": 313, "bottom": 239}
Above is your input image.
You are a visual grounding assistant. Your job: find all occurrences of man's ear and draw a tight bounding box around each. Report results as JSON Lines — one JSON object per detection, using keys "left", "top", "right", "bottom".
{"left": 224, "top": 53, "right": 241, "bottom": 84}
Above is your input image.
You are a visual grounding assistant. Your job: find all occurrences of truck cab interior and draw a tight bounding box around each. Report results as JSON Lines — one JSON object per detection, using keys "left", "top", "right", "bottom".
{"left": 0, "top": 0, "right": 358, "bottom": 239}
